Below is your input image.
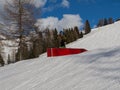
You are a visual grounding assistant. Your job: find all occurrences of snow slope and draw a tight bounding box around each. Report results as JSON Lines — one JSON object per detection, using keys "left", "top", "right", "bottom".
{"left": 67, "top": 21, "right": 120, "bottom": 50}
{"left": 0, "top": 21, "right": 120, "bottom": 90}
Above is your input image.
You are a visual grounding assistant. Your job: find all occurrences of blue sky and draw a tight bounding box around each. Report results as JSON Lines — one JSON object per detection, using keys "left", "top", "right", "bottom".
{"left": 39, "top": 0, "right": 120, "bottom": 29}
{"left": 0, "top": 0, "right": 120, "bottom": 30}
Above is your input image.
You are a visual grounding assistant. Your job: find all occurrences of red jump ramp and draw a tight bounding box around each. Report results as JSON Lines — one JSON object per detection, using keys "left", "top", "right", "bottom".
{"left": 47, "top": 48, "right": 87, "bottom": 57}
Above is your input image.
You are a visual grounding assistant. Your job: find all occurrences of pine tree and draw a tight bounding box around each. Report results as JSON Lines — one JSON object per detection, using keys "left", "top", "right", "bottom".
{"left": 28, "top": 46, "right": 34, "bottom": 59}
{"left": 97, "top": 19, "right": 104, "bottom": 27}
{"left": 44, "top": 28, "right": 53, "bottom": 48}
{"left": 30, "top": 31, "right": 45, "bottom": 58}
{"left": 63, "top": 29, "right": 70, "bottom": 44}
{"left": 15, "top": 48, "right": 21, "bottom": 62}
{"left": 32, "top": 39, "right": 40, "bottom": 58}
{"left": 108, "top": 17, "right": 114, "bottom": 24}
{"left": 15, "top": 41, "right": 29, "bottom": 61}
{"left": 7, "top": 54, "right": 11, "bottom": 64}
{"left": 79, "top": 32, "right": 83, "bottom": 38}
{"left": 0, "top": 54, "right": 4, "bottom": 66}
{"left": 21, "top": 42, "right": 29, "bottom": 60}
{"left": 74, "top": 26, "right": 80, "bottom": 39}
{"left": 84, "top": 20, "right": 91, "bottom": 34}
{"left": 104, "top": 18, "right": 108, "bottom": 25}
{"left": 38, "top": 31, "right": 45, "bottom": 53}
{"left": 52, "top": 29, "right": 59, "bottom": 48}
{"left": 69, "top": 28, "right": 74, "bottom": 42}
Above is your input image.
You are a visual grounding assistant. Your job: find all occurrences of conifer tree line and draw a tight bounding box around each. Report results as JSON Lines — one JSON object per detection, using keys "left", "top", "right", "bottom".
{"left": 116, "top": 18, "right": 120, "bottom": 21}
{"left": 15, "top": 26, "right": 84, "bottom": 62}
{"left": 0, "top": 25, "right": 85, "bottom": 66}
{"left": 6, "top": 19, "right": 91, "bottom": 64}
{"left": 97, "top": 17, "right": 114, "bottom": 27}
{"left": 0, "top": 19, "right": 92, "bottom": 66}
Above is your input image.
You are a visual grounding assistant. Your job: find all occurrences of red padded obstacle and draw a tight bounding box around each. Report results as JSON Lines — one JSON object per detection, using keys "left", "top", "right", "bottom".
{"left": 47, "top": 48, "right": 87, "bottom": 57}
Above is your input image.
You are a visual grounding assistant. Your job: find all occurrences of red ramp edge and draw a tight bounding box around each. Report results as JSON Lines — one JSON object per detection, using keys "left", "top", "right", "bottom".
{"left": 47, "top": 48, "right": 87, "bottom": 57}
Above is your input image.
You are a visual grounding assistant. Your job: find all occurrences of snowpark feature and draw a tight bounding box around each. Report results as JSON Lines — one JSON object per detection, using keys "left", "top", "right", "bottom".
{"left": 0, "top": 21, "right": 120, "bottom": 90}
{"left": 47, "top": 48, "right": 87, "bottom": 57}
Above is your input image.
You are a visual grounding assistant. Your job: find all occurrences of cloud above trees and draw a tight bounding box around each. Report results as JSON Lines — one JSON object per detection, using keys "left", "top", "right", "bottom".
{"left": 36, "top": 14, "right": 83, "bottom": 31}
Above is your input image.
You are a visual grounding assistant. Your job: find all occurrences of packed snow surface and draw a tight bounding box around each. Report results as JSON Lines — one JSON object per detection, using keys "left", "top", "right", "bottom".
{"left": 0, "top": 21, "right": 120, "bottom": 90}
{"left": 68, "top": 21, "right": 120, "bottom": 50}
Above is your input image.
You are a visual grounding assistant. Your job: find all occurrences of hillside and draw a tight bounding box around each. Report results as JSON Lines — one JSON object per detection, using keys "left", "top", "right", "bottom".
{"left": 0, "top": 21, "right": 120, "bottom": 90}
{"left": 67, "top": 21, "right": 120, "bottom": 50}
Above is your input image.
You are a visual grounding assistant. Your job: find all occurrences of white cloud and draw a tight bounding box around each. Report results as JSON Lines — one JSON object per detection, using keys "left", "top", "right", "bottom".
{"left": 36, "top": 17, "right": 59, "bottom": 30}
{"left": 36, "top": 14, "right": 83, "bottom": 31}
{"left": 34, "top": 0, "right": 47, "bottom": 8}
{"left": 61, "top": 0, "right": 70, "bottom": 8}
{"left": 59, "top": 14, "right": 83, "bottom": 29}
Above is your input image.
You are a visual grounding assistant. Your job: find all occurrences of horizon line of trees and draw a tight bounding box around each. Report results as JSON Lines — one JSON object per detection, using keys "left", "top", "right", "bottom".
{"left": 1, "top": 15, "right": 120, "bottom": 66}
{"left": 15, "top": 26, "right": 85, "bottom": 62}
{"left": 14, "top": 19, "right": 91, "bottom": 63}
{"left": 97, "top": 17, "right": 114, "bottom": 27}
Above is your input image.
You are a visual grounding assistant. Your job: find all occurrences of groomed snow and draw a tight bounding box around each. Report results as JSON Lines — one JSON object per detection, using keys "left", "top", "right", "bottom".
{"left": 67, "top": 21, "right": 120, "bottom": 50}
{"left": 0, "top": 21, "right": 120, "bottom": 90}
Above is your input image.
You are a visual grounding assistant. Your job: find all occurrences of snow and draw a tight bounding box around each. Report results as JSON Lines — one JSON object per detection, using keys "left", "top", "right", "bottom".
{"left": 67, "top": 21, "right": 120, "bottom": 50}
{"left": 0, "top": 21, "right": 120, "bottom": 90}
{"left": 0, "top": 34, "right": 6, "bottom": 39}
{"left": 0, "top": 40, "right": 18, "bottom": 64}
